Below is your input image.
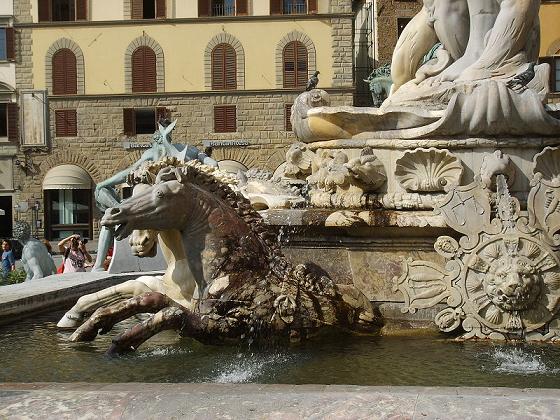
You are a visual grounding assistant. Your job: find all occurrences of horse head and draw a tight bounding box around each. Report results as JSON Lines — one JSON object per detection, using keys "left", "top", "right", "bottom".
{"left": 101, "top": 166, "right": 191, "bottom": 241}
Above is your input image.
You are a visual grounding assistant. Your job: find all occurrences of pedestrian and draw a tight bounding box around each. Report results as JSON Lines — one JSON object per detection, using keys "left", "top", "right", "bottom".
{"left": 57, "top": 234, "right": 92, "bottom": 273}
{"left": 1, "top": 240, "right": 16, "bottom": 279}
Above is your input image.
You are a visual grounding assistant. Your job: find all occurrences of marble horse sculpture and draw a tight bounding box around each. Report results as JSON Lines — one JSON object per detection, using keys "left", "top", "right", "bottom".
{"left": 92, "top": 120, "right": 217, "bottom": 271}
{"left": 293, "top": 0, "right": 560, "bottom": 141}
{"left": 58, "top": 160, "right": 380, "bottom": 354}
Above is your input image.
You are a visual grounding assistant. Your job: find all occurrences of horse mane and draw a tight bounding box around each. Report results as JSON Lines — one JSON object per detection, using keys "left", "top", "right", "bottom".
{"left": 141, "top": 158, "right": 289, "bottom": 276}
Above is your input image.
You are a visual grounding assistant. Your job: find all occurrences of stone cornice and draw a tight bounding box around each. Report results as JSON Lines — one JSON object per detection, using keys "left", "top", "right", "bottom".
{"left": 44, "top": 87, "right": 355, "bottom": 100}
{"left": 13, "top": 13, "right": 355, "bottom": 29}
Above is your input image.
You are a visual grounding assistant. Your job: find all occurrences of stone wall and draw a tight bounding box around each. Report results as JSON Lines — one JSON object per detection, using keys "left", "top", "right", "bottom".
{"left": 331, "top": 17, "right": 354, "bottom": 88}
{"left": 374, "top": 0, "right": 422, "bottom": 65}
{"left": 13, "top": 91, "right": 353, "bottom": 238}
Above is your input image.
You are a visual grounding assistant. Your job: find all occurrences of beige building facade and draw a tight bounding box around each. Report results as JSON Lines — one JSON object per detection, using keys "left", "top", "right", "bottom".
{"left": 0, "top": 0, "right": 17, "bottom": 239}
{"left": 11, "top": 0, "right": 355, "bottom": 240}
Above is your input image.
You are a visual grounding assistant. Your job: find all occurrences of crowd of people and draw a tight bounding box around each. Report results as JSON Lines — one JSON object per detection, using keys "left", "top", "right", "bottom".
{"left": 0, "top": 234, "right": 102, "bottom": 280}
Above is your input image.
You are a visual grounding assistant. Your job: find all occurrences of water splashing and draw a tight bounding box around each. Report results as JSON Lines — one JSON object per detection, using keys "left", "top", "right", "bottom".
{"left": 205, "top": 352, "right": 291, "bottom": 383}
{"left": 490, "top": 347, "right": 556, "bottom": 375}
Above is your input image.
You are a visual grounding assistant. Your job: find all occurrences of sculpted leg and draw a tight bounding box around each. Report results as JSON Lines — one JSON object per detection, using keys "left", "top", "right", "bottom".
{"left": 56, "top": 276, "right": 163, "bottom": 328}
{"left": 390, "top": 8, "right": 438, "bottom": 94}
{"left": 458, "top": 0, "right": 539, "bottom": 81}
{"left": 106, "top": 306, "right": 189, "bottom": 355}
{"left": 92, "top": 226, "right": 114, "bottom": 272}
{"left": 69, "top": 292, "right": 172, "bottom": 342}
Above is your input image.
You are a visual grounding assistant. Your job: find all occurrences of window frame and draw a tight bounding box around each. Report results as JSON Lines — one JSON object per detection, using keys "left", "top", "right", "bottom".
{"left": 55, "top": 109, "right": 78, "bottom": 137}
{"left": 52, "top": 48, "right": 78, "bottom": 95}
{"left": 38, "top": 0, "right": 88, "bottom": 22}
{"left": 131, "top": 46, "right": 158, "bottom": 93}
{"left": 211, "top": 43, "right": 237, "bottom": 90}
{"left": 123, "top": 107, "right": 167, "bottom": 137}
{"left": 214, "top": 105, "right": 237, "bottom": 133}
{"left": 283, "top": 41, "right": 308, "bottom": 89}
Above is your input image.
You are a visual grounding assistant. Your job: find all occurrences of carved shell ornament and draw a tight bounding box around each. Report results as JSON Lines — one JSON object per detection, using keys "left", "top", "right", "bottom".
{"left": 395, "top": 148, "right": 463, "bottom": 192}
{"left": 284, "top": 142, "right": 315, "bottom": 179}
{"left": 533, "top": 146, "right": 560, "bottom": 182}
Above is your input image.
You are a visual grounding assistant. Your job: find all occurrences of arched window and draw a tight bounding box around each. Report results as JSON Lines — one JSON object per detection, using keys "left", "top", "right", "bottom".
{"left": 52, "top": 48, "right": 77, "bottom": 95}
{"left": 283, "top": 41, "right": 307, "bottom": 88}
{"left": 211, "top": 43, "right": 237, "bottom": 90}
{"left": 131, "top": 46, "right": 157, "bottom": 93}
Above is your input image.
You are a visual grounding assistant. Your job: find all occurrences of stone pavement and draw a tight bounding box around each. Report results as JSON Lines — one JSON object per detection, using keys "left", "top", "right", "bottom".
{"left": 0, "top": 383, "right": 558, "bottom": 419}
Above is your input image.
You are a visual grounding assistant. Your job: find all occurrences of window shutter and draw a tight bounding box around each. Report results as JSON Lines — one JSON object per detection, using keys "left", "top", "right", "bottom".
{"left": 156, "top": 0, "right": 166, "bottom": 18}
{"left": 283, "top": 42, "right": 296, "bottom": 88}
{"left": 123, "top": 108, "right": 136, "bottom": 136}
{"left": 214, "top": 106, "right": 225, "bottom": 132}
{"left": 5, "top": 27, "right": 15, "bottom": 61}
{"left": 308, "top": 0, "right": 317, "bottom": 14}
{"left": 296, "top": 42, "right": 308, "bottom": 88}
{"left": 212, "top": 44, "right": 237, "bottom": 90}
{"left": 7, "top": 103, "right": 18, "bottom": 142}
{"left": 52, "top": 49, "right": 77, "bottom": 95}
{"left": 236, "top": 0, "right": 248, "bottom": 15}
{"left": 211, "top": 45, "right": 225, "bottom": 89}
{"left": 224, "top": 45, "right": 237, "bottom": 89}
{"left": 132, "top": 47, "right": 157, "bottom": 93}
{"left": 285, "top": 104, "right": 292, "bottom": 131}
{"left": 131, "top": 0, "right": 143, "bottom": 19}
{"left": 225, "top": 106, "right": 236, "bottom": 132}
{"left": 270, "top": 0, "right": 282, "bottom": 14}
{"left": 76, "top": 0, "right": 87, "bottom": 20}
{"left": 55, "top": 110, "right": 77, "bottom": 137}
{"left": 38, "top": 0, "right": 51, "bottom": 22}
{"left": 214, "top": 105, "right": 236, "bottom": 132}
{"left": 198, "top": 0, "right": 210, "bottom": 17}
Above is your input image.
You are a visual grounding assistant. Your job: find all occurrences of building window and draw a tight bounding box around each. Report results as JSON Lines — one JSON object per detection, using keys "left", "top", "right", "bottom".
{"left": 44, "top": 189, "right": 92, "bottom": 240}
{"left": 131, "top": 46, "right": 157, "bottom": 93}
{"left": 198, "top": 0, "right": 248, "bottom": 16}
{"left": 0, "top": 103, "right": 18, "bottom": 141}
{"left": 212, "top": 0, "right": 235, "bottom": 16}
{"left": 285, "top": 104, "right": 292, "bottom": 131}
{"left": 0, "top": 28, "right": 15, "bottom": 61}
{"left": 123, "top": 107, "right": 167, "bottom": 136}
{"left": 38, "top": 0, "right": 88, "bottom": 22}
{"left": 214, "top": 105, "right": 236, "bottom": 132}
{"left": 0, "top": 103, "right": 7, "bottom": 137}
{"left": 55, "top": 109, "right": 77, "bottom": 137}
{"left": 131, "top": 0, "right": 166, "bottom": 19}
{"left": 397, "top": 17, "right": 412, "bottom": 38}
{"left": 539, "top": 56, "right": 560, "bottom": 93}
{"left": 212, "top": 43, "right": 237, "bottom": 90}
{"left": 52, "top": 49, "right": 77, "bottom": 95}
{"left": 283, "top": 41, "right": 308, "bottom": 88}
{"left": 270, "top": 0, "right": 316, "bottom": 15}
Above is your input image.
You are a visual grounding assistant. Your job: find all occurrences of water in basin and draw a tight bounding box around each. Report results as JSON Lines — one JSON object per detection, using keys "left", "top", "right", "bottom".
{"left": 2, "top": 311, "right": 560, "bottom": 387}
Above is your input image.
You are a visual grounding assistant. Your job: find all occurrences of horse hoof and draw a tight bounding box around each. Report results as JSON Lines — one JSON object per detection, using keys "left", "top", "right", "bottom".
{"left": 56, "top": 312, "right": 82, "bottom": 329}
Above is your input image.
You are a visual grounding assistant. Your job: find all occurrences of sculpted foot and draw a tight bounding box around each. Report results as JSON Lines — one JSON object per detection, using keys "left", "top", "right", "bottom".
{"left": 56, "top": 311, "right": 84, "bottom": 329}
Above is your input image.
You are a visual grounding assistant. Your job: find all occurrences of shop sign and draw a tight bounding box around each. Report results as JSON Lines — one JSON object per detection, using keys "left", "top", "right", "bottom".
{"left": 122, "top": 141, "right": 152, "bottom": 150}
{"left": 202, "top": 140, "right": 249, "bottom": 148}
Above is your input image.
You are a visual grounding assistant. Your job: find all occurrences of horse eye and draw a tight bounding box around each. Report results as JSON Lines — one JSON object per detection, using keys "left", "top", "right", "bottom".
{"left": 156, "top": 190, "right": 165, "bottom": 199}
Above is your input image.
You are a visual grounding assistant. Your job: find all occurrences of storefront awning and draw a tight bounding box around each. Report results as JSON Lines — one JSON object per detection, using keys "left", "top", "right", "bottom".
{"left": 42, "top": 165, "right": 92, "bottom": 190}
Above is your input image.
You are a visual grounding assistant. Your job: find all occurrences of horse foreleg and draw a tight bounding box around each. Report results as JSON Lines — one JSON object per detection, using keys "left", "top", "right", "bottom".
{"left": 57, "top": 276, "right": 163, "bottom": 329}
{"left": 69, "top": 292, "right": 172, "bottom": 342}
{"left": 107, "top": 306, "right": 208, "bottom": 355}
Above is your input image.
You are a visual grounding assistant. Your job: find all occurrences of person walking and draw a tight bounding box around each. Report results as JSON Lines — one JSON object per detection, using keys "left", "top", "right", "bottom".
{"left": 58, "top": 234, "right": 92, "bottom": 273}
{"left": 1, "top": 240, "right": 15, "bottom": 279}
